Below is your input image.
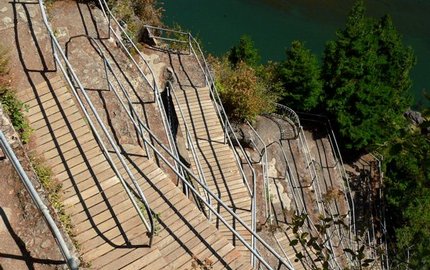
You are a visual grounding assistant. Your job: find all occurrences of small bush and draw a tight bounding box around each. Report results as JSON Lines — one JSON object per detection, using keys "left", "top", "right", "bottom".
{"left": 212, "top": 57, "right": 276, "bottom": 122}
{"left": 109, "top": 0, "right": 163, "bottom": 43}
{"left": 0, "top": 87, "right": 33, "bottom": 144}
{"left": 0, "top": 45, "right": 32, "bottom": 143}
{"left": 31, "top": 156, "right": 75, "bottom": 237}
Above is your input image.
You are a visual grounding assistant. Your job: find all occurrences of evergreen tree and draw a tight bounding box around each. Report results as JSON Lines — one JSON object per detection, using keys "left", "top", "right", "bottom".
{"left": 279, "top": 40, "right": 323, "bottom": 112}
{"left": 322, "top": 0, "right": 415, "bottom": 151}
{"left": 228, "top": 35, "right": 260, "bottom": 67}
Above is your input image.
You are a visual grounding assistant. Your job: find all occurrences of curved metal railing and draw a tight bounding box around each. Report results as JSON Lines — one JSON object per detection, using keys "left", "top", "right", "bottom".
{"left": 143, "top": 25, "right": 256, "bottom": 198}
{"left": 266, "top": 106, "right": 349, "bottom": 268}
{"left": 38, "top": 0, "right": 155, "bottom": 246}
{"left": 0, "top": 131, "right": 78, "bottom": 270}
{"left": 246, "top": 120, "right": 337, "bottom": 269}
{"left": 246, "top": 122, "right": 271, "bottom": 222}
{"left": 296, "top": 112, "right": 356, "bottom": 239}
{"left": 95, "top": 0, "right": 183, "bottom": 185}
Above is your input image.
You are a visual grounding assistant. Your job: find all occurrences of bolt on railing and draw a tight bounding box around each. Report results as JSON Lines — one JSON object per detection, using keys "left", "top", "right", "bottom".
{"left": 38, "top": 0, "right": 155, "bottom": 246}
{"left": 0, "top": 131, "right": 78, "bottom": 270}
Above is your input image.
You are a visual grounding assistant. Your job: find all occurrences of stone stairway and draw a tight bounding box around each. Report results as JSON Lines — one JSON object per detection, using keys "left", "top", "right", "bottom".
{"left": 171, "top": 85, "right": 253, "bottom": 261}
{"left": 18, "top": 76, "right": 252, "bottom": 269}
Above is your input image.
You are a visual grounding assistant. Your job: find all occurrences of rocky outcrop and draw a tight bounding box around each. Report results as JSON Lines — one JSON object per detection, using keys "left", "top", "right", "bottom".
{"left": 404, "top": 109, "right": 424, "bottom": 125}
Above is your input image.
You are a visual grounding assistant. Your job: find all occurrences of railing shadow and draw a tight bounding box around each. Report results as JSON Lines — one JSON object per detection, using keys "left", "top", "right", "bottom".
{"left": 0, "top": 208, "right": 66, "bottom": 269}
{"left": 13, "top": 0, "right": 146, "bottom": 251}
{"left": 122, "top": 152, "right": 237, "bottom": 270}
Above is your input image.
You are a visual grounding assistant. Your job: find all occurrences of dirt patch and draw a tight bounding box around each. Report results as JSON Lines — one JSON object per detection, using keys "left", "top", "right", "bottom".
{"left": 0, "top": 109, "right": 66, "bottom": 270}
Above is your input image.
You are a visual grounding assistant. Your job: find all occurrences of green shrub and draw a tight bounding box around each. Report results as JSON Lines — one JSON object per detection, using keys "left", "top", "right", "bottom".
{"left": 0, "top": 87, "right": 33, "bottom": 144}
{"left": 0, "top": 45, "right": 32, "bottom": 143}
{"left": 31, "top": 156, "right": 75, "bottom": 238}
{"left": 322, "top": 0, "right": 414, "bottom": 151}
{"left": 213, "top": 57, "right": 276, "bottom": 122}
{"left": 108, "top": 0, "right": 163, "bottom": 43}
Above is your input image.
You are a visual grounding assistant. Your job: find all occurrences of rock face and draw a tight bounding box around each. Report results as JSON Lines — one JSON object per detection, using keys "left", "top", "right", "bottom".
{"left": 404, "top": 109, "right": 424, "bottom": 125}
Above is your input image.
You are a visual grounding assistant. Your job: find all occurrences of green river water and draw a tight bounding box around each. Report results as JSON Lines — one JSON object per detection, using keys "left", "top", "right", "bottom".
{"left": 163, "top": 0, "right": 430, "bottom": 108}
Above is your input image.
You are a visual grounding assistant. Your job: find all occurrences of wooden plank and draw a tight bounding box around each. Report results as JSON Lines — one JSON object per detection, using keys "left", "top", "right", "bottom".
{"left": 24, "top": 88, "right": 70, "bottom": 110}
{"left": 120, "top": 249, "right": 167, "bottom": 270}
{"left": 28, "top": 96, "right": 75, "bottom": 120}
{"left": 30, "top": 106, "right": 81, "bottom": 129}
{"left": 81, "top": 217, "right": 144, "bottom": 254}
{"left": 35, "top": 124, "right": 89, "bottom": 146}
{"left": 34, "top": 119, "right": 88, "bottom": 144}
{"left": 75, "top": 207, "right": 143, "bottom": 245}
{"left": 49, "top": 146, "right": 102, "bottom": 173}
{"left": 44, "top": 137, "right": 98, "bottom": 161}
{"left": 18, "top": 77, "right": 64, "bottom": 101}
{"left": 63, "top": 176, "right": 120, "bottom": 206}
{"left": 74, "top": 198, "right": 136, "bottom": 233}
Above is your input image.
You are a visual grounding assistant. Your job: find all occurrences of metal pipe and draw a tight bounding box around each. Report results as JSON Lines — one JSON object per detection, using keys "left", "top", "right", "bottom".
{"left": 167, "top": 81, "right": 212, "bottom": 219}
{"left": 96, "top": 1, "right": 181, "bottom": 180}
{"left": 38, "top": 1, "right": 154, "bottom": 243}
{"left": 0, "top": 131, "right": 78, "bottom": 270}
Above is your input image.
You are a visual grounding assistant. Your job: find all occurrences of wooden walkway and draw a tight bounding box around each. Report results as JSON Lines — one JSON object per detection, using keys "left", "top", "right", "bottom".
{"left": 172, "top": 86, "right": 253, "bottom": 261}
{"left": 18, "top": 76, "right": 251, "bottom": 269}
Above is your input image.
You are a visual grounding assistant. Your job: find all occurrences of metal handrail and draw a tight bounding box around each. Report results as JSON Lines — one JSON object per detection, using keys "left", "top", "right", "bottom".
{"left": 246, "top": 123, "right": 321, "bottom": 268}
{"left": 144, "top": 25, "right": 256, "bottom": 198}
{"left": 293, "top": 112, "right": 388, "bottom": 267}
{"left": 38, "top": 0, "right": 155, "bottom": 245}
{"left": 369, "top": 152, "right": 389, "bottom": 270}
{"left": 71, "top": 27, "right": 290, "bottom": 270}
{"left": 0, "top": 131, "right": 78, "bottom": 270}
{"left": 246, "top": 121, "right": 341, "bottom": 269}
{"left": 272, "top": 140, "right": 306, "bottom": 213}
{"left": 143, "top": 24, "right": 260, "bottom": 266}
{"left": 274, "top": 103, "right": 301, "bottom": 138}
{"left": 246, "top": 122, "right": 271, "bottom": 223}
{"left": 271, "top": 107, "right": 345, "bottom": 268}
{"left": 166, "top": 80, "right": 211, "bottom": 218}
{"left": 95, "top": 0, "right": 182, "bottom": 186}
{"left": 296, "top": 112, "right": 356, "bottom": 237}
{"left": 101, "top": 61, "right": 293, "bottom": 269}
{"left": 186, "top": 31, "right": 262, "bottom": 268}
{"left": 296, "top": 112, "right": 361, "bottom": 260}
